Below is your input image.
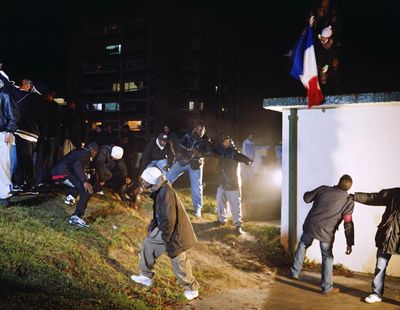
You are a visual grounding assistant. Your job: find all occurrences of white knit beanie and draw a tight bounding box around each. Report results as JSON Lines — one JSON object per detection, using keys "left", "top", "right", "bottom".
{"left": 141, "top": 167, "right": 162, "bottom": 185}
{"left": 111, "top": 146, "right": 124, "bottom": 160}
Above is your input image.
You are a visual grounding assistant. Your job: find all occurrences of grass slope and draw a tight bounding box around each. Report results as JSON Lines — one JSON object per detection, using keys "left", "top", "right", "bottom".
{"left": 0, "top": 189, "right": 282, "bottom": 309}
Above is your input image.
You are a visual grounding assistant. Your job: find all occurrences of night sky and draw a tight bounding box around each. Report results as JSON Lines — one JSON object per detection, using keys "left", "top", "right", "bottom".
{"left": 1, "top": 0, "right": 400, "bottom": 141}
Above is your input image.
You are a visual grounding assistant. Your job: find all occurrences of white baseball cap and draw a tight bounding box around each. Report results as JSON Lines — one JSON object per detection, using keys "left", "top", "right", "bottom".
{"left": 111, "top": 146, "right": 124, "bottom": 160}
{"left": 141, "top": 167, "right": 162, "bottom": 185}
{"left": 321, "top": 26, "right": 333, "bottom": 38}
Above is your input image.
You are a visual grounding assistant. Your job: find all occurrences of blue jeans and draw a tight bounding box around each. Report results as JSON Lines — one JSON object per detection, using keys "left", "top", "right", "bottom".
{"left": 290, "top": 232, "right": 334, "bottom": 293}
{"left": 10, "top": 143, "right": 17, "bottom": 178}
{"left": 146, "top": 159, "right": 168, "bottom": 175}
{"left": 372, "top": 248, "right": 391, "bottom": 298}
{"left": 167, "top": 161, "right": 203, "bottom": 212}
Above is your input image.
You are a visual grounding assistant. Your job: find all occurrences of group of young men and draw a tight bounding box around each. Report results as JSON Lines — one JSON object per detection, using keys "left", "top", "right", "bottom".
{"left": 290, "top": 175, "right": 400, "bottom": 304}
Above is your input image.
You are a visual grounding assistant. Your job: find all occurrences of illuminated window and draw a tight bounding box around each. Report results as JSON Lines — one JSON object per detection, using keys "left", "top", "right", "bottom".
{"left": 214, "top": 85, "right": 218, "bottom": 93}
{"left": 112, "top": 83, "right": 120, "bottom": 92}
{"left": 199, "top": 101, "right": 204, "bottom": 110}
{"left": 127, "top": 120, "right": 142, "bottom": 131}
{"left": 124, "top": 81, "right": 138, "bottom": 92}
{"left": 105, "top": 44, "right": 122, "bottom": 55}
{"left": 189, "top": 101, "right": 195, "bottom": 111}
{"left": 91, "top": 103, "right": 103, "bottom": 111}
{"left": 104, "top": 102, "right": 119, "bottom": 111}
{"left": 91, "top": 121, "right": 102, "bottom": 130}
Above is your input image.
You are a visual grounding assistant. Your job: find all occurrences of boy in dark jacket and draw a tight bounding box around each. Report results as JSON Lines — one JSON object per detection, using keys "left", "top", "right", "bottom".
{"left": 94, "top": 145, "right": 129, "bottom": 193}
{"left": 216, "top": 136, "right": 253, "bottom": 234}
{"left": 289, "top": 175, "right": 354, "bottom": 295}
{"left": 131, "top": 167, "right": 200, "bottom": 300}
{"left": 139, "top": 133, "right": 175, "bottom": 175}
{"left": 353, "top": 188, "right": 400, "bottom": 304}
{"left": 52, "top": 142, "right": 99, "bottom": 228}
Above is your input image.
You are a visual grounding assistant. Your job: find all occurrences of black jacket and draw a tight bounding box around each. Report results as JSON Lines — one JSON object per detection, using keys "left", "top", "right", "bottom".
{"left": 45, "top": 100, "right": 63, "bottom": 139}
{"left": 139, "top": 138, "right": 175, "bottom": 174}
{"left": 149, "top": 179, "right": 197, "bottom": 258}
{"left": 217, "top": 144, "right": 252, "bottom": 191}
{"left": 94, "top": 145, "right": 128, "bottom": 182}
{"left": 303, "top": 185, "right": 354, "bottom": 245}
{"left": 62, "top": 107, "right": 87, "bottom": 148}
{"left": 354, "top": 188, "right": 400, "bottom": 254}
{"left": 174, "top": 131, "right": 214, "bottom": 170}
{"left": 52, "top": 148, "right": 92, "bottom": 183}
{"left": 0, "top": 88, "right": 19, "bottom": 133}
{"left": 14, "top": 92, "right": 47, "bottom": 141}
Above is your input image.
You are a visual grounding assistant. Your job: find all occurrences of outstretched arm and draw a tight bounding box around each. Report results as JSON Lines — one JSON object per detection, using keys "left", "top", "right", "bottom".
{"left": 353, "top": 190, "right": 389, "bottom": 206}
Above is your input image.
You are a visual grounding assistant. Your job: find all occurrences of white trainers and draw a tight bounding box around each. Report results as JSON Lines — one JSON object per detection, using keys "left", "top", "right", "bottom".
{"left": 69, "top": 215, "right": 90, "bottom": 228}
{"left": 64, "top": 194, "right": 76, "bottom": 205}
{"left": 130, "top": 274, "right": 153, "bottom": 287}
{"left": 194, "top": 209, "right": 202, "bottom": 218}
{"left": 184, "top": 290, "right": 199, "bottom": 301}
{"left": 365, "top": 294, "right": 382, "bottom": 303}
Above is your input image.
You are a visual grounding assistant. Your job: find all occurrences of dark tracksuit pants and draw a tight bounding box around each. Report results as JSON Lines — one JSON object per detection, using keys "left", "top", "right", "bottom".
{"left": 63, "top": 174, "right": 92, "bottom": 218}
{"left": 15, "top": 136, "right": 36, "bottom": 188}
{"left": 36, "top": 138, "right": 59, "bottom": 185}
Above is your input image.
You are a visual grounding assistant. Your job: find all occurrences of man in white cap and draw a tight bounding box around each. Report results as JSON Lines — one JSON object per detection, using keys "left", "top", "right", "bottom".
{"left": 93, "top": 144, "right": 130, "bottom": 195}
{"left": 315, "top": 25, "right": 339, "bottom": 86}
{"left": 131, "top": 167, "right": 200, "bottom": 301}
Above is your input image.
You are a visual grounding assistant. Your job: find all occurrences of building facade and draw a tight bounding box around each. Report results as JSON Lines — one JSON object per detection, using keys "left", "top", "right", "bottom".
{"left": 264, "top": 92, "right": 400, "bottom": 276}
{"left": 68, "top": 4, "right": 240, "bottom": 140}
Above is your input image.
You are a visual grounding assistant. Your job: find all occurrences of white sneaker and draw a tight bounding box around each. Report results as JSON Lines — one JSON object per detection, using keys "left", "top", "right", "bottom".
{"left": 130, "top": 274, "right": 153, "bottom": 287}
{"left": 97, "top": 191, "right": 104, "bottom": 195}
{"left": 69, "top": 215, "right": 90, "bottom": 228}
{"left": 194, "top": 209, "right": 202, "bottom": 218}
{"left": 64, "top": 194, "right": 76, "bottom": 205}
{"left": 365, "top": 294, "right": 382, "bottom": 303}
{"left": 184, "top": 290, "right": 199, "bottom": 301}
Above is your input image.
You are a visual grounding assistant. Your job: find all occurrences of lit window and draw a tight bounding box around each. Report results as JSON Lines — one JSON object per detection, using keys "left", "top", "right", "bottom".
{"left": 92, "top": 103, "right": 103, "bottom": 111}
{"left": 189, "top": 101, "right": 195, "bottom": 111}
{"left": 105, "top": 44, "right": 122, "bottom": 55}
{"left": 124, "top": 81, "right": 138, "bottom": 92}
{"left": 199, "top": 102, "right": 204, "bottom": 110}
{"left": 214, "top": 85, "right": 218, "bottom": 93}
{"left": 104, "top": 102, "right": 120, "bottom": 111}
{"left": 112, "top": 83, "right": 120, "bottom": 92}
{"left": 127, "top": 120, "right": 142, "bottom": 131}
{"left": 92, "top": 121, "right": 102, "bottom": 130}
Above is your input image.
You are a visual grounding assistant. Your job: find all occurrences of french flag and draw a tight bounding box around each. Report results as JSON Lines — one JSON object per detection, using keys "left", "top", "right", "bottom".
{"left": 290, "top": 25, "right": 324, "bottom": 108}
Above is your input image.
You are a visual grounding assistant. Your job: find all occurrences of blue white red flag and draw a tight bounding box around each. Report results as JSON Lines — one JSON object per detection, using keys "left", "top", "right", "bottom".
{"left": 290, "top": 25, "right": 324, "bottom": 108}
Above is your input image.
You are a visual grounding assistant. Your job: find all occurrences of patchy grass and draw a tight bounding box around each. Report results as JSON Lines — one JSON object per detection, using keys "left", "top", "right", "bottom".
{"left": 243, "top": 223, "right": 291, "bottom": 267}
{"left": 0, "top": 188, "right": 282, "bottom": 309}
{"left": 0, "top": 191, "right": 188, "bottom": 309}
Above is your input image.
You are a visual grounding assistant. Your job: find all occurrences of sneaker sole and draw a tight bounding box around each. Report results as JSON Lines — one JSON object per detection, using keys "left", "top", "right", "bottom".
{"left": 68, "top": 220, "right": 89, "bottom": 228}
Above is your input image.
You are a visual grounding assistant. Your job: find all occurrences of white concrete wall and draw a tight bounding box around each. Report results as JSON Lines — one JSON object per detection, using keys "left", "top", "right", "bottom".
{"left": 281, "top": 104, "right": 400, "bottom": 276}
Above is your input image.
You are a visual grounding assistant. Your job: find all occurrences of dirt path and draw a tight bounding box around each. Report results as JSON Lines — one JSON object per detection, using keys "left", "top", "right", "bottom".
{"left": 177, "top": 216, "right": 276, "bottom": 310}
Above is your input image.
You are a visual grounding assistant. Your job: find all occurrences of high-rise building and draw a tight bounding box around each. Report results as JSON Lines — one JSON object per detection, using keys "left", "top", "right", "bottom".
{"left": 68, "top": 4, "right": 240, "bottom": 140}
